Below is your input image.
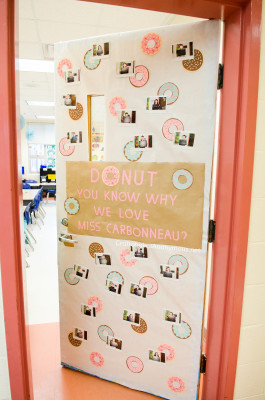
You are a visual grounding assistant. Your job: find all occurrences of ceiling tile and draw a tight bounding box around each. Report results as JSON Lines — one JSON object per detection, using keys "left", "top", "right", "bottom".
{"left": 19, "top": 0, "right": 34, "bottom": 20}
{"left": 37, "top": 21, "right": 99, "bottom": 44}
{"left": 18, "top": 0, "right": 201, "bottom": 122}
{"left": 19, "top": 104, "right": 36, "bottom": 120}
{"left": 169, "top": 15, "right": 204, "bottom": 25}
{"left": 93, "top": 6, "right": 173, "bottom": 30}
{"left": 20, "top": 93, "right": 54, "bottom": 104}
{"left": 19, "top": 43, "right": 43, "bottom": 59}
{"left": 26, "top": 106, "right": 55, "bottom": 115}
{"left": 19, "top": 85, "right": 53, "bottom": 100}
{"left": 33, "top": 0, "right": 101, "bottom": 25}
{"left": 46, "top": 74, "right": 55, "bottom": 86}
{"left": 19, "top": 71, "right": 49, "bottom": 83}
{"left": 19, "top": 18, "right": 39, "bottom": 43}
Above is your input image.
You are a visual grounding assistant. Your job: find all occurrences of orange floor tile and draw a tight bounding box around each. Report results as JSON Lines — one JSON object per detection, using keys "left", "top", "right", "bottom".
{"left": 29, "top": 323, "right": 155, "bottom": 400}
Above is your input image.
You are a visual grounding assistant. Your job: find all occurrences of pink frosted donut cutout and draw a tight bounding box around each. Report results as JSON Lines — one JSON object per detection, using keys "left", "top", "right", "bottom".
{"left": 157, "top": 344, "right": 175, "bottom": 361}
{"left": 57, "top": 58, "right": 73, "bottom": 78}
{"left": 109, "top": 97, "right": 126, "bottom": 117}
{"left": 59, "top": 137, "right": 75, "bottom": 156}
{"left": 139, "top": 276, "right": 158, "bottom": 295}
{"left": 141, "top": 33, "right": 161, "bottom": 55}
{"left": 168, "top": 376, "right": 185, "bottom": 393}
{"left": 120, "top": 248, "right": 137, "bottom": 267}
{"left": 129, "top": 65, "right": 149, "bottom": 87}
{"left": 126, "top": 356, "right": 144, "bottom": 373}
{"left": 90, "top": 352, "right": 104, "bottom": 367}
{"left": 87, "top": 296, "right": 103, "bottom": 312}
{"left": 162, "top": 118, "right": 184, "bottom": 141}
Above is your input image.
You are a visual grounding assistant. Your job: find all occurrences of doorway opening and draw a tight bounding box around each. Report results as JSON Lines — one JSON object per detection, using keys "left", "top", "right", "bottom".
{"left": 5, "top": 1, "right": 224, "bottom": 400}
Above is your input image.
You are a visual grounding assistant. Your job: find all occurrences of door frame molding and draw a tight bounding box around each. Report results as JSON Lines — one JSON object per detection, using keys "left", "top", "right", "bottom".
{"left": 0, "top": 0, "right": 261, "bottom": 399}
{"left": 203, "top": 2, "right": 262, "bottom": 397}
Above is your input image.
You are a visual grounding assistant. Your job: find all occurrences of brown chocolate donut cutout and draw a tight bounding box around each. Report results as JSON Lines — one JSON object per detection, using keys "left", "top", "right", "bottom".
{"left": 131, "top": 318, "right": 148, "bottom": 334}
{"left": 69, "top": 102, "right": 83, "bottom": 120}
{"left": 68, "top": 332, "right": 82, "bottom": 347}
{"left": 89, "top": 242, "right": 104, "bottom": 258}
{"left": 182, "top": 49, "right": 203, "bottom": 72}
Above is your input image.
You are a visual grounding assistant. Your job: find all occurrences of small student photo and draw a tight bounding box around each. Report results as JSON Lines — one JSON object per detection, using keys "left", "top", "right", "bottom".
{"left": 92, "top": 42, "right": 110, "bottom": 58}
{"left": 164, "top": 309, "right": 181, "bottom": 325}
{"left": 160, "top": 264, "right": 180, "bottom": 279}
{"left": 130, "top": 283, "right": 147, "bottom": 298}
{"left": 73, "top": 327, "right": 87, "bottom": 341}
{"left": 134, "top": 135, "right": 152, "bottom": 149}
{"left": 64, "top": 69, "right": 81, "bottom": 85}
{"left": 172, "top": 41, "right": 194, "bottom": 60}
{"left": 146, "top": 96, "right": 167, "bottom": 111}
{"left": 123, "top": 309, "right": 140, "bottom": 325}
{"left": 74, "top": 265, "right": 89, "bottom": 280}
{"left": 59, "top": 234, "right": 72, "bottom": 243}
{"left": 130, "top": 245, "right": 148, "bottom": 259}
{"left": 66, "top": 131, "right": 83, "bottom": 144}
{"left": 149, "top": 350, "right": 166, "bottom": 363}
{"left": 106, "top": 336, "right": 122, "bottom": 350}
{"left": 81, "top": 304, "right": 96, "bottom": 317}
{"left": 95, "top": 253, "right": 111, "bottom": 266}
{"left": 119, "top": 110, "right": 136, "bottom": 124}
{"left": 173, "top": 132, "right": 195, "bottom": 147}
{"left": 62, "top": 94, "right": 76, "bottom": 108}
{"left": 58, "top": 234, "right": 76, "bottom": 247}
{"left": 116, "top": 61, "right": 135, "bottom": 77}
{"left": 106, "top": 279, "right": 122, "bottom": 295}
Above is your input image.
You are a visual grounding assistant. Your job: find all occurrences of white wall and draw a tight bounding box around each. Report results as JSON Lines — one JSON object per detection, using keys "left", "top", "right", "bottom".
{"left": 233, "top": 4, "right": 265, "bottom": 399}
{"left": 21, "top": 122, "right": 55, "bottom": 181}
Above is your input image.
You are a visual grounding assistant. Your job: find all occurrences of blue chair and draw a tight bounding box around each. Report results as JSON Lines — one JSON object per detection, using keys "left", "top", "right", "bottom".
{"left": 29, "top": 195, "right": 44, "bottom": 228}
{"left": 46, "top": 188, "right": 56, "bottom": 203}
{"left": 24, "top": 204, "right": 37, "bottom": 245}
{"left": 36, "top": 188, "right": 46, "bottom": 217}
{"left": 23, "top": 182, "right": 31, "bottom": 189}
{"left": 24, "top": 203, "right": 31, "bottom": 225}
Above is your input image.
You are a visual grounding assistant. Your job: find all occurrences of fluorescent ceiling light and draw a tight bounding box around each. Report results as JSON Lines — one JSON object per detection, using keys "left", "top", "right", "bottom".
{"left": 36, "top": 116, "right": 55, "bottom": 120}
{"left": 18, "top": 59, "right": 54, "bottom": 73}
{"left": 26, "top": 101, "right": 55, "bottom": 107}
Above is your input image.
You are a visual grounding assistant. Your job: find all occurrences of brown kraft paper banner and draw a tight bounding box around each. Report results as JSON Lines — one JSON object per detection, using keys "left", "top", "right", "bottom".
{"left": 66, "top": 162, "right": 205, "bottom": 249}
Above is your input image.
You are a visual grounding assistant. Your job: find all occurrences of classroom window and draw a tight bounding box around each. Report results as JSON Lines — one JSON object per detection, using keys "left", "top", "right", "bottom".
{"left": 28, "top": 143, "right": 56, "bottom": 173}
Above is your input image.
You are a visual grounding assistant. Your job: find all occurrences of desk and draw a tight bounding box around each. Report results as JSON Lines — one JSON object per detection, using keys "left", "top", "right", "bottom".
{"left": 28, "top": 183, "right": 40, "bottom": 189}
{"left": 23, "top": 189, "right": 40, "bottom": 205}
{"left": 29, "top": 182, "right": 56, "bottom": 189}
{"left": 41, "top": 183, "right": 56, "bottom": 188}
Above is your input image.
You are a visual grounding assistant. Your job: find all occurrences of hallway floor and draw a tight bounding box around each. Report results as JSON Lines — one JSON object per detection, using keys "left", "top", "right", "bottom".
{"left": 30, "top": 322, "right": 154, "bottom": 400}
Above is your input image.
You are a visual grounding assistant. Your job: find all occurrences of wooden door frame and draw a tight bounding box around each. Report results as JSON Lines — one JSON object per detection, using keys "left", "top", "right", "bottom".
{"left": 0, "top": 0, "right": 261, "bottom": 398}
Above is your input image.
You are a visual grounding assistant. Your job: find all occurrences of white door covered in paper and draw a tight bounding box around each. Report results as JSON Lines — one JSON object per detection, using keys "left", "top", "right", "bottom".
{"left": 55, "top": 20, "right": 220, "bottom": 400}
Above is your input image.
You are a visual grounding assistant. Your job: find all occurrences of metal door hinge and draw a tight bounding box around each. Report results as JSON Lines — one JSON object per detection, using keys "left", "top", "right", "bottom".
{"left": 208, "top": 220, "right": 216, "bottom": 243}
{"left": 200, "top": 353, "right": 207, "bottom": 374}
{"left": 217, "top": 63, "right": 224, "bottom": 89}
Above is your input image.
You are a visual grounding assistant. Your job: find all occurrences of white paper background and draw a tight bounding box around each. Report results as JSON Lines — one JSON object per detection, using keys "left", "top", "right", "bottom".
{"left": 55, "top": 20, "right": 220, "bottom": 400}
